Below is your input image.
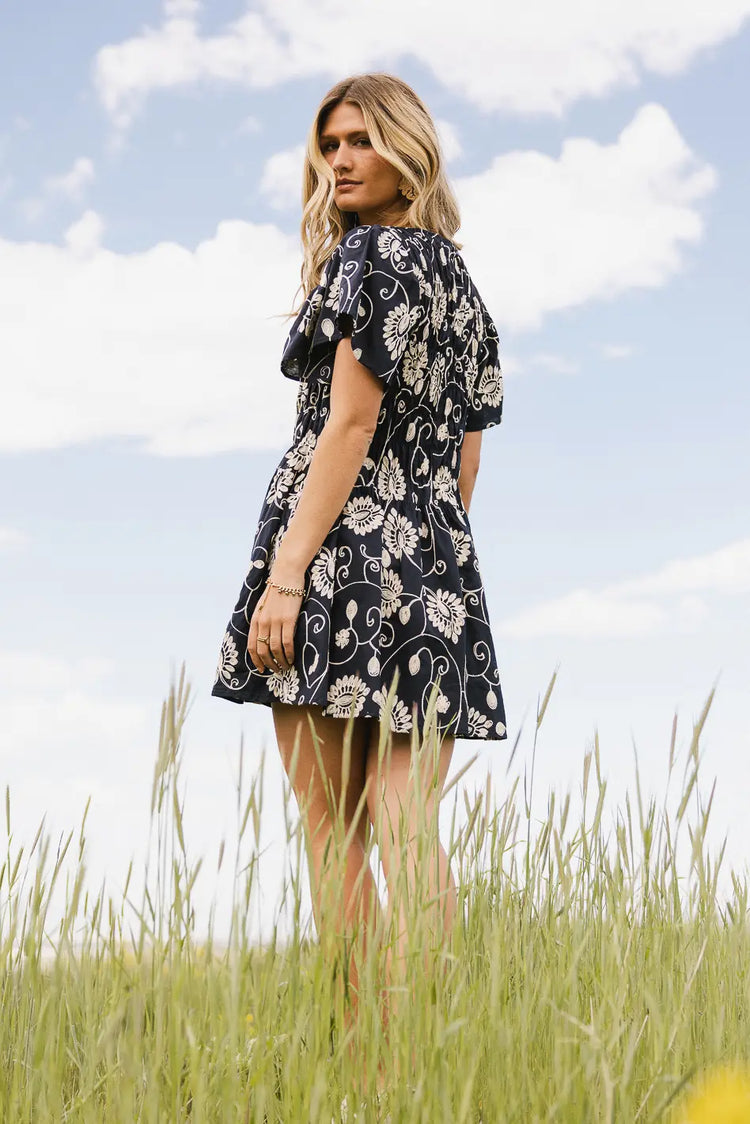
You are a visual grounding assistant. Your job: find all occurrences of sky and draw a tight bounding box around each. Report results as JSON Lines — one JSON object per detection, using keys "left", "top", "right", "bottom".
{"left": 1, "top": 0, "right": 749, "bottom": 948}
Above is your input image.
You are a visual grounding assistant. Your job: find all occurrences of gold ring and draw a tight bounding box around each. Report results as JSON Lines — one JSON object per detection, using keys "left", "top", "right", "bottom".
{"left": 258, "top": 636, "right": 270, "bottom": 644}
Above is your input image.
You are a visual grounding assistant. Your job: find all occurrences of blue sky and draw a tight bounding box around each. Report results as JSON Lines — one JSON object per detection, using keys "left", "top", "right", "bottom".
{"left": 2, "top": 0, "right": 749, "bottom": 945}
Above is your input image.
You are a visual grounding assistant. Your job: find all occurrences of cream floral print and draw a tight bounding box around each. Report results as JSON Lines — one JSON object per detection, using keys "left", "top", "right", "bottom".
{"left": 327, "top": 674, "right": 370, "bottom": 718}
{"left": 212, "top": 223, "right": 507, "bottom": 740}
{"left": 377, "top": 449, "right": 407, "bottom": 503}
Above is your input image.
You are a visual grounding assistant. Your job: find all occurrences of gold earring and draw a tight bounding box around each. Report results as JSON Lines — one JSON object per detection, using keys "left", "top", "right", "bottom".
{"left": 399, "top": 176, "right": 417, "bottom": 201}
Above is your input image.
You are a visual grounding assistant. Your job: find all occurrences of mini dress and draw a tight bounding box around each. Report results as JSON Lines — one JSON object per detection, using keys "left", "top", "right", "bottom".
{"left": 211, "top": 222, "right": 507, "bottom": 741}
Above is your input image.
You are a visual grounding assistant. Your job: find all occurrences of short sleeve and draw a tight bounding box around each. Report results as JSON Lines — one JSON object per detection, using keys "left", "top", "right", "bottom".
{"left": 317, "top": 224, "right": 424, "bottom": 387}
{"left": 464, "top": 299, "right": 504, "bottom": 432}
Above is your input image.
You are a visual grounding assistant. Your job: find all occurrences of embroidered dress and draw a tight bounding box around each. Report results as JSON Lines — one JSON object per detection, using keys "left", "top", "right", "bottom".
{"left": 212, "top": 223, "right": 507, "bottom": 741}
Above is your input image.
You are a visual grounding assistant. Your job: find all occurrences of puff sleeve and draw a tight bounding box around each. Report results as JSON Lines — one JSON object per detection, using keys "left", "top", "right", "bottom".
{"left": 316, "top": 224, "right": 425, "bottom": 387}
{"left": 464, "top": 299, "right": 504, "bottom": 432}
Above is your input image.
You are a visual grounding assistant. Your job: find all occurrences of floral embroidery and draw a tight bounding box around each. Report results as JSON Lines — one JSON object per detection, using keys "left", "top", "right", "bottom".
{"left": 214, "top": 631, "right": 239, "bottom": 685}
{"left": 381, "top": 567, "right": 404, "bottom": 618}
{"left": 342, "top": 495, "right": 385, "bottom": 535}
{"left": 266, "top": 666, "right": 301, "bottom": 703}
{"left": 325, "top": 674, "right": 370, "bottom": 718}
{"left": 377, "top": 449, "right": 407, "bottom": 503}
{"left": 383, "top": 509, "right": 419, "bottom": 560}
{"left": 424, "top": 587, "right": 467, "bottom": 643}
{"left": 310, "top": 546, "right": 335, "bottom": 598}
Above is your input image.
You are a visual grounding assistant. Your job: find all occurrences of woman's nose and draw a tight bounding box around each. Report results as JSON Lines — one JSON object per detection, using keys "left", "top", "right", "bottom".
{"left": 332, "top": 145, "right": 351, "bottom": 171}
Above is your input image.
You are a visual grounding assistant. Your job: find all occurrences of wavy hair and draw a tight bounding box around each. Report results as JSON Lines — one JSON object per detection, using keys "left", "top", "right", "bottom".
{"left": 289, "top": 72, "right": 461, "bottom": 315}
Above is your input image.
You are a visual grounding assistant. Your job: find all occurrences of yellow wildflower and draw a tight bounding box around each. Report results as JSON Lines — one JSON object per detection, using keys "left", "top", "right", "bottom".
{"left": 674, "top": 1064, "right": 750, "bottom": 1124}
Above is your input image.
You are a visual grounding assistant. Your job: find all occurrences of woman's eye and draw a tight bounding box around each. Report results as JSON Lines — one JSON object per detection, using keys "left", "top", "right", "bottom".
{"left": 356, "top": 138, "right": 371, "bottom": 146}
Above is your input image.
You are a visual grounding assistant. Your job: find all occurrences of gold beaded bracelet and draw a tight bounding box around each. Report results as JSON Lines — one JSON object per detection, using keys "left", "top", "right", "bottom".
{"left": 267, "top": 578, "right": 305, "bottom": 597}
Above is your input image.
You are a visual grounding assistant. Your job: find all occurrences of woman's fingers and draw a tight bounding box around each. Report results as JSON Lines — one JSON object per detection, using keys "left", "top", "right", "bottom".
{"left": 246, "top": 616, "right": 265, "bottom": 673}
{"left": 281, "top": 620, "right": 295, "bottom": 668}
{"left": 247, "top": 591, "right": 299, "bottom": 673}
{"left": 257, "top": 631, "right": 278, "bottom": 673}
{"left": 267, "top": 632, "right": 287, "bottom": 671}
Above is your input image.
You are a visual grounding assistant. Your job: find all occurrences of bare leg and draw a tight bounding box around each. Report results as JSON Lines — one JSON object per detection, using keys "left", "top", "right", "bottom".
{"left": 364, "top": 717, "right": 458, "bottom": 1087}
{"left": 271, "top": 703, "right": 381, "bottom": 1075}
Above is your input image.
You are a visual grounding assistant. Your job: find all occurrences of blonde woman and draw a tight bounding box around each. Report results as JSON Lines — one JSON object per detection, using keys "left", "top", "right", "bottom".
{"left": 212, "top": 72, "right": 507, "bottom": 1097}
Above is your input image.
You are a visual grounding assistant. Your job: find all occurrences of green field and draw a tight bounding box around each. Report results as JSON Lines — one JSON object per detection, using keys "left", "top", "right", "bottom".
{"left": 2, "top": 667, "right": 748, "bottom": 1122}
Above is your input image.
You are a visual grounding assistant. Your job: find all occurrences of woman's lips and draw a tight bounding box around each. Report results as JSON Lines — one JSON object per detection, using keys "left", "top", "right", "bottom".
{"left": 336, "top": 182, "right": 360, "bottom": 191}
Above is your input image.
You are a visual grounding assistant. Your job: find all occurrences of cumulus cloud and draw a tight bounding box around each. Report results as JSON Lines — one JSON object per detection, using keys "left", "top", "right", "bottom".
{"left": 501, "top": 538, "right": 750, "bottom": 639}
{"left": 0, "top": 106, "right": 715, "bottom": 455}
{"left": 435, "top": 119, "right": 462, "bottom": 163}
{"left": 46, "top": 156, "right": 96, "bottom": 201}
{"left": 64, "top": 209, "right": 106, "bottom": 256}
{"left": 0, "top": 215, "right": 302, "bottom": 456}
{"left": 456, "top": 104, "right": 717, "bottom": 330}
{"left": 259, "top": 144, "right": 305, "bottom": 211}
{"left": 92, "top": 0, "right": 750, "bottom": 130}
{"left": 21, "top": 156, "right": 95, "bottom": 221}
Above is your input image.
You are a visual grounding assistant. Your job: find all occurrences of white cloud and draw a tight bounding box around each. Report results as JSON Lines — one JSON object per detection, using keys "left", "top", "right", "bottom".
{"left": 0, "top": 527, "right": 29, "bottom": 551}
{"left": 525, "top": 353, "right": 580, "bottom": 375}
{"left": 435, "top": 119, "right": 462, "bottom": 163}
{"left": 601, "top": 343, "right": 634, "bottom": 359}
{"left": 0, "top": 216, "right": 301, "bottom": 456}
{"left": 0, "top": 649, "right": 154, "bottom": 934}
{"left": 0, "top": 106, "right": 715, "bottom": 455}
{"left": 501, "top": 538, "right": 750, "bottom": 639}
{"left": 237, "top": 113, "right": 261, "bottom": 135}
{"left": 64, "top": 209, "right": 105, "bottom": 256}
{"left": 0, "top": 652, "right": 148, "bottom": 776}
{"left": 455, "top": 104, "right": 717, "bottom": 331}
{"left": 258, "top": 143, "right": 305, "bottom": 211}
{"left": 92, "top": 0, "right": 750, "bottom": 129}
{"left": 46, "top": 156, "right": 95, "bottom": 202}
{"left": 0, "top": 651, "right": 118, "bottom": 694}
{"left": 20, "top": 156, "right": 95, "bottom": 222}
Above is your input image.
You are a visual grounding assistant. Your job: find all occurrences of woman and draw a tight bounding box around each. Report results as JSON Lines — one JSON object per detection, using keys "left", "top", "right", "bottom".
{"left": 212, "top": 71, "right": 507, "bottom": 1091}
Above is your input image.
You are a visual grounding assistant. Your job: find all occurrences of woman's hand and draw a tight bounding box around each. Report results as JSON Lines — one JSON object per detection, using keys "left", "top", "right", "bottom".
{"left": 247, "top": 567, "right": 306, "bottom": 674}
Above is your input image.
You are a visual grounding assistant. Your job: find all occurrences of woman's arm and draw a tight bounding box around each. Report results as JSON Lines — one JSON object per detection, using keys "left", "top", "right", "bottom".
{"left": 270, "top": 335, "right": 384, "bottom": 578}
{"left": 458, "top": 429, "right": 482, "bottom": 513}
{"left": 248, "top": 336, "right": 384, "bottom": 673}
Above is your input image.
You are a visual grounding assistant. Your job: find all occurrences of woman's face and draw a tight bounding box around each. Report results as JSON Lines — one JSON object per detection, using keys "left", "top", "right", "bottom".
{"left": 319, "top": 101, "right": 408, "bottom": 226}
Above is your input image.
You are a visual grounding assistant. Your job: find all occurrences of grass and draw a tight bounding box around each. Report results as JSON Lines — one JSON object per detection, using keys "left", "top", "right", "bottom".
{"left": 1, "top": 664, "right": 749, "bottom": 1122}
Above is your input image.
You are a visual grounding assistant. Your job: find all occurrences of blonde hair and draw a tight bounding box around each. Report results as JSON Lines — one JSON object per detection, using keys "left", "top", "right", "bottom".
{"left": 291, "top": 72, "right": 461, "bottom": 314}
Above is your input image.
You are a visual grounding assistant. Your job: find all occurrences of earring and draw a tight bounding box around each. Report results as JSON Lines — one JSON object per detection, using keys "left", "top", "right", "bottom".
{"left": 398, "top": 176, "right": 417, "bottom": 201}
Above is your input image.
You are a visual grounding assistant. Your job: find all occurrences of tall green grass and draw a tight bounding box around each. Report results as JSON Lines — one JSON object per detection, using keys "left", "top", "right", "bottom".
{"left": 1, "top": 665, "right": 748, "bottom": 1122}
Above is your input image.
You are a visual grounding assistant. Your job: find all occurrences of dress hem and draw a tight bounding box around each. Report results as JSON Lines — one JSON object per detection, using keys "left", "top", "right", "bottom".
{"left": 210, "top": 681, "right": 509, "bottom": 742}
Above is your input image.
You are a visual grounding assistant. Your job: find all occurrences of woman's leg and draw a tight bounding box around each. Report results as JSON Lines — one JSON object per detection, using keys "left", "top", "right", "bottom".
{"left": 271, "top": 703, "right": 382, "bottom": 1049}
{"left": 364, "top": 720, "right": 458, "bottom": 1081}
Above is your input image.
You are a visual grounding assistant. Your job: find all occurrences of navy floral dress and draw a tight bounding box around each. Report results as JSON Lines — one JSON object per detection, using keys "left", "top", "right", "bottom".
{"left": 212, "top": 223, "right": 507, "bottom": 741}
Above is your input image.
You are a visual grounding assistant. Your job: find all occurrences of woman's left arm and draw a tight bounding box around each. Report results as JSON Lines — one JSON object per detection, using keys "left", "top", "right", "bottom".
{"left": 247, "top": 335, "right": 384, "bottom": 674}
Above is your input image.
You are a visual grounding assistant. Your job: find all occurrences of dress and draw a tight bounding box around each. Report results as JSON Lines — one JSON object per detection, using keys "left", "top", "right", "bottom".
{"left": 211, "top": 223, "right": 507, "bottom": 741}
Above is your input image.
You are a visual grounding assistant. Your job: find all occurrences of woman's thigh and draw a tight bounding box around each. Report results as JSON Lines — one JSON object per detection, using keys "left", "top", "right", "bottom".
{"left": 364, "top": 726, "right": 455, "bottom": 850}
{"left": 272, "top": 703, "right": 377, "bottom": 842}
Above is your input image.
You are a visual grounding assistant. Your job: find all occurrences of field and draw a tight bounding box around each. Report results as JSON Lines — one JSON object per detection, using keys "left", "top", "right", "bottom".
{"left": 1, "top": 666, "right": 749, "bottom": 1122}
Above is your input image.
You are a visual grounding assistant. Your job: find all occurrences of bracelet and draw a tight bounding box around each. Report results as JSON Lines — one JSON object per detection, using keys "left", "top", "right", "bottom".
{"left": 267, "top": 578, "right": 305, "bottom": 597}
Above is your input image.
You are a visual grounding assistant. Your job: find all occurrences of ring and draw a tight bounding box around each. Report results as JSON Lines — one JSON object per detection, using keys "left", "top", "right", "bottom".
{"left": 258, "top": 635, "right": 270, "bottom": 644}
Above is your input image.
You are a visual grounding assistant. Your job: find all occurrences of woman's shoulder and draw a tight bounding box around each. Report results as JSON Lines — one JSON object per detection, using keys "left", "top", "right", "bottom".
{"left": 339, "top": 222, "right": 456, "bottom": 253}
{"left": 337, "top": 224, "right": 465, "bottom": 287}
